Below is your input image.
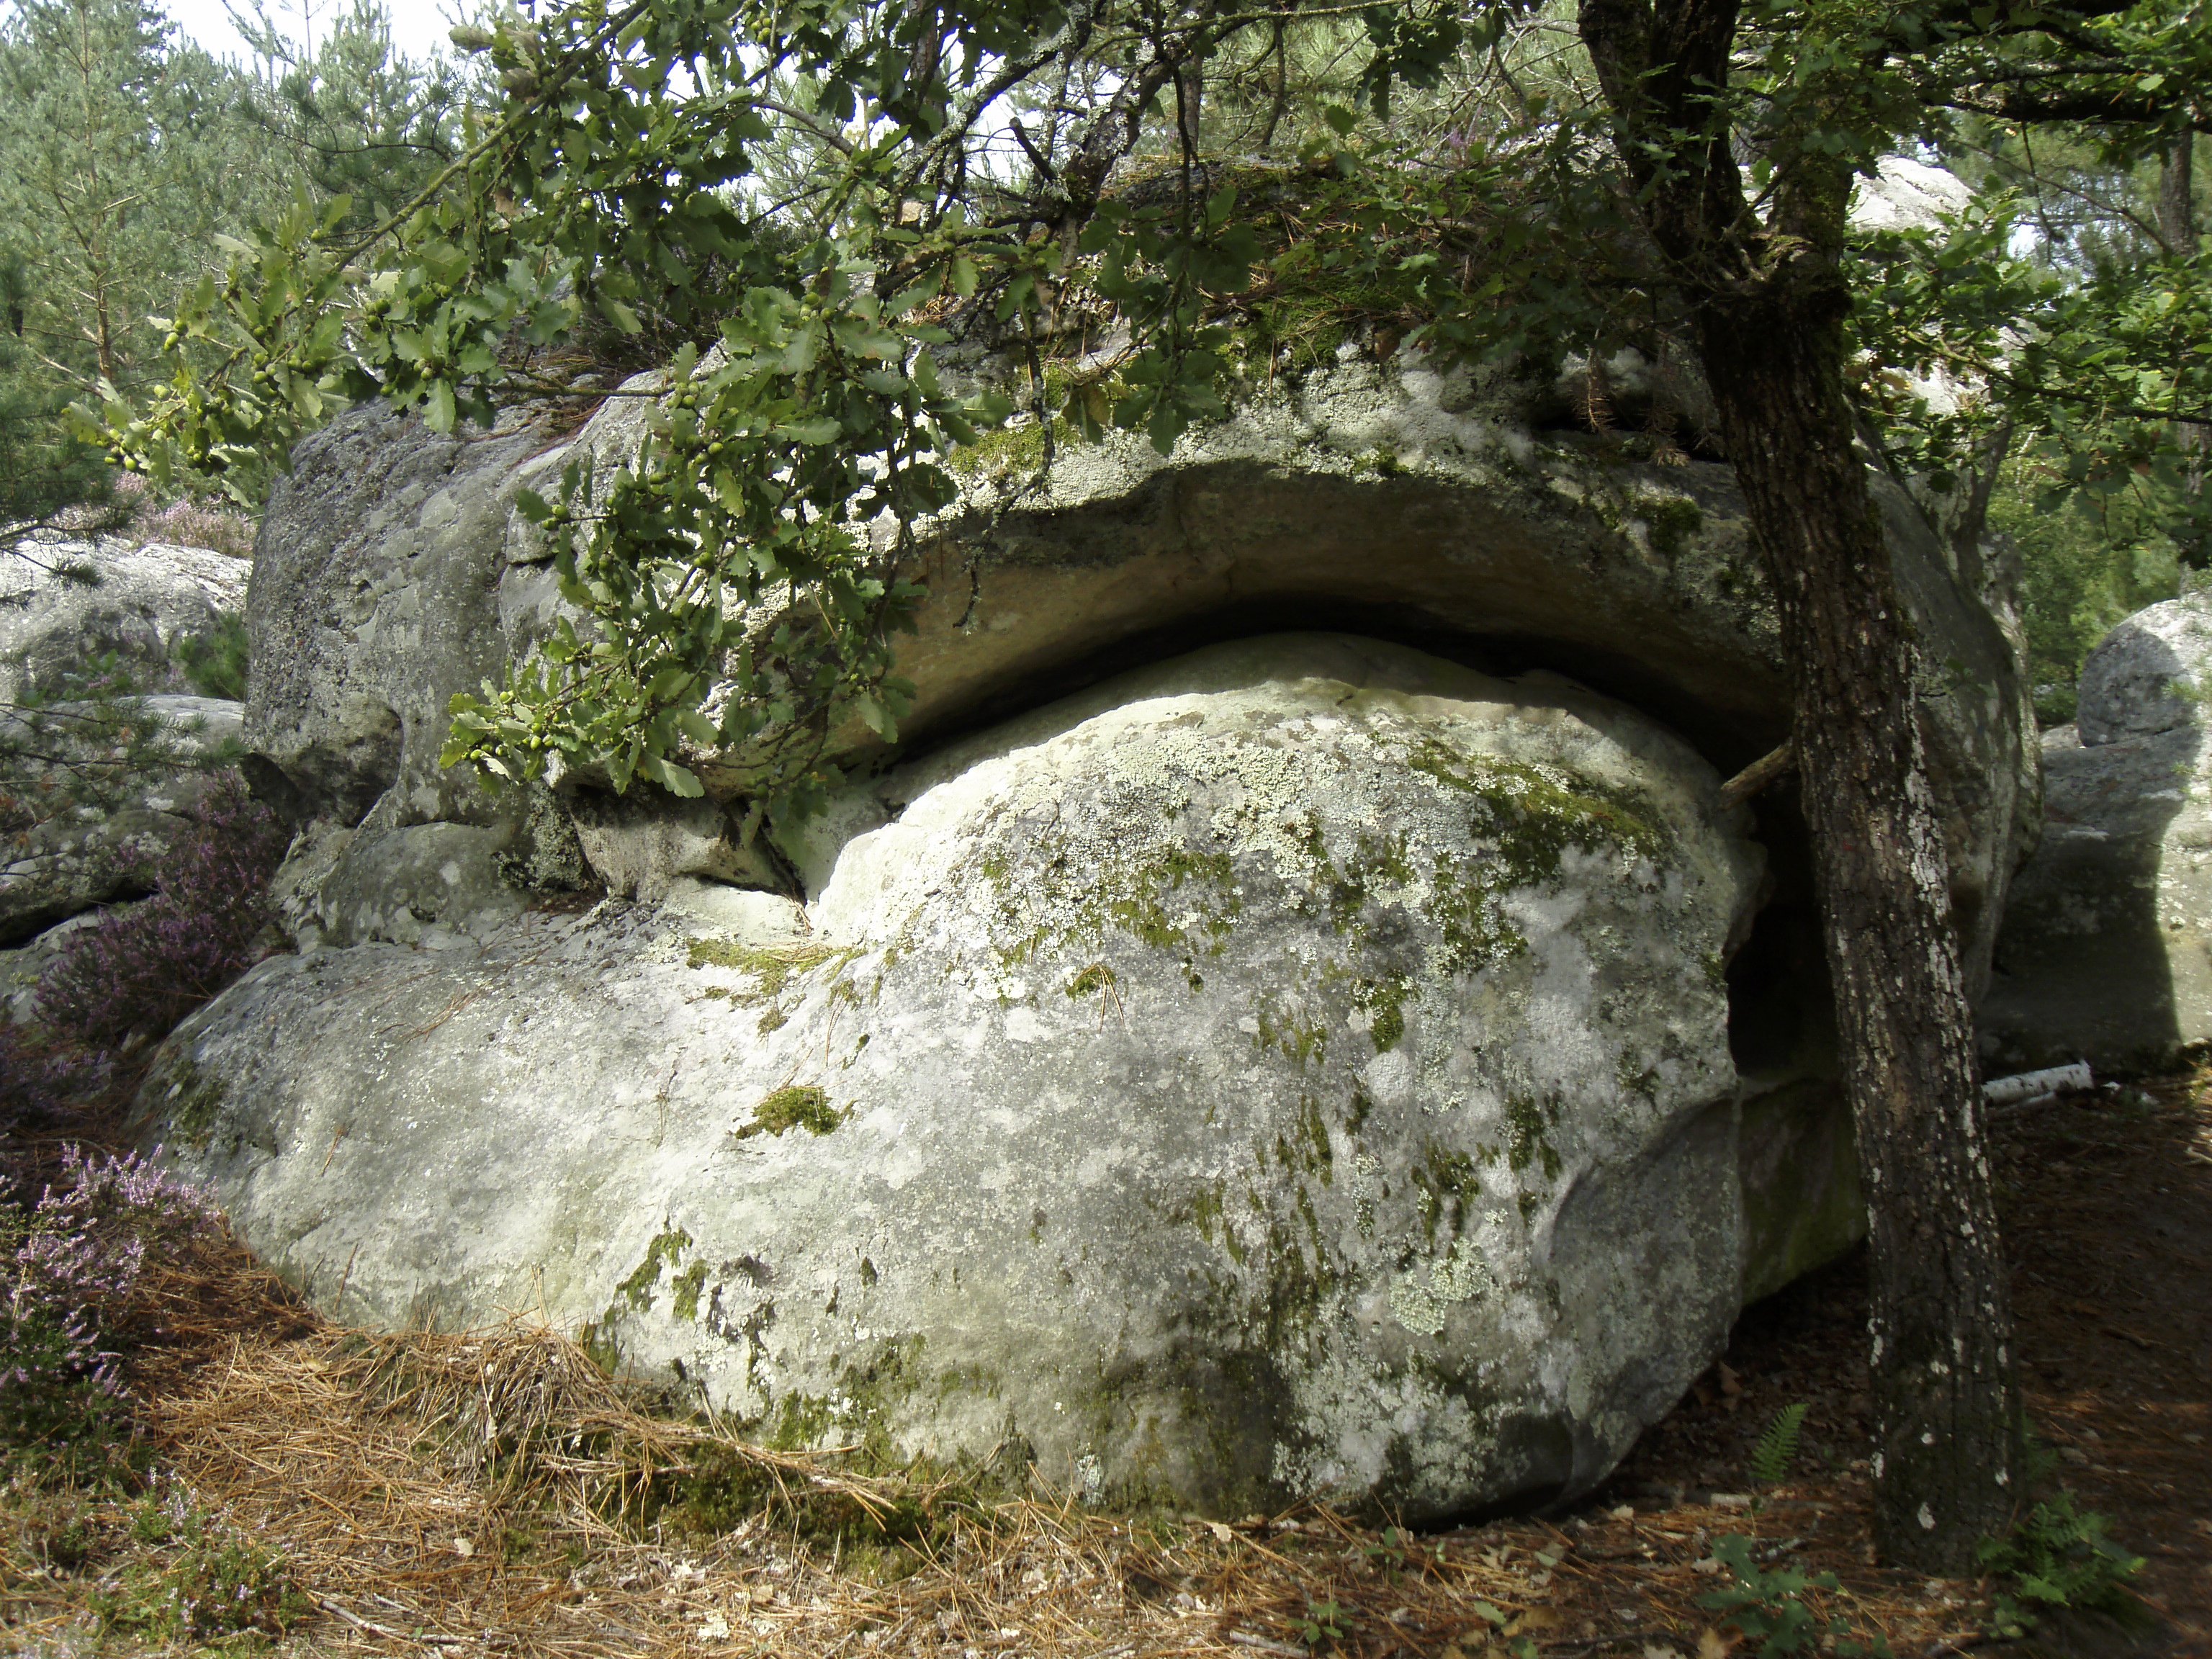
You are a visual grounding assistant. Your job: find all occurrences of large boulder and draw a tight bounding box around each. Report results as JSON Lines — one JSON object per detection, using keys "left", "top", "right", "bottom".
{"left": 845, "top": 354, "right": 2033, "bottom": 989}
{"left": 239, "top": 404, "right": 591, "bottom": 948}
{"left": 147, "top": 634, "right": 1788, "bottom": 1518}
{"left": 196, "top": 346, "right": 2027, "bottom": 1512}
{"left": 1982, "top": 596, "right": 2212, "bottom": 1071}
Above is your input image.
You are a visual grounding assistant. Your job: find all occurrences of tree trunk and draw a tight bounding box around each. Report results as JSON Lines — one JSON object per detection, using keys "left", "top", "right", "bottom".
{"left": 1692, "top": 287, "right": 2023, "bottom": 1570}
{"left": 1576, "top": 0, "right": 2023, "bottom": 1573}
{"left": 2157, "top": 132, "right": 2195, "bottom": 253}
{"left": 1174, "top": 55, "right": 1204, "bottom": 159}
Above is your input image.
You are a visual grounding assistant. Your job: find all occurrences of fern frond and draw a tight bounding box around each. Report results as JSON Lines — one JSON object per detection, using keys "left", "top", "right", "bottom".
{"left": 1750, "top": 1401, "right": 1809, "bottom": 1485}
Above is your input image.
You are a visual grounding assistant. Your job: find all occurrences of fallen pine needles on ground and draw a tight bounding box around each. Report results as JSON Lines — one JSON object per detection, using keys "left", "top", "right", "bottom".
{"left": 0, "top": 1238, "right": 1986, "bottom": 1658}
{"left": 6, "top": 1071, "right": 2208, "bottom": 1656}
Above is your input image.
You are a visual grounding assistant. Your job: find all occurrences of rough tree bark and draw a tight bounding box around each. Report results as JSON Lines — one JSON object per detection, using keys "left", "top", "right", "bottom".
{"left": 2157, "top": 131, "right": 2195, "bottom": 254}
{"left": 1579, "top": 0, "right": 2022, "bottom": 1571}
{"left": 1174, "top": 55, "right": 1205, "bottom": 159}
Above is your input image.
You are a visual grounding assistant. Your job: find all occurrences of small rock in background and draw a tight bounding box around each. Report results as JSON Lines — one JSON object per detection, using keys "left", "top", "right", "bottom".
{"left": 1983, "top": 593, "right": 2212, "bottom": 1072}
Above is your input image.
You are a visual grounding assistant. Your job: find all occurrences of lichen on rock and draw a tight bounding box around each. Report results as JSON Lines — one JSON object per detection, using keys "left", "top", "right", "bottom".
{"left": 150, "top": 632, "right": 1777, "bottom": 1522}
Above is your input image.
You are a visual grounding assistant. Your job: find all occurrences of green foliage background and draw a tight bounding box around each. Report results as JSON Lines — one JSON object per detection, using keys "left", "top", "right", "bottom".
{"left": 0, "top": 0, "right": 464, "bottom": 548}
{"left": 0, "top": 0, "right": 2202, "bottom": 758}
{"left": 1997, "top": 461, "right": 2183, "bottom": 724}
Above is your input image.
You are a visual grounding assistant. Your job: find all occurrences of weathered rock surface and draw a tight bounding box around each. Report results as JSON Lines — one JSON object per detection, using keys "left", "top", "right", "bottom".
{"left": 0, "top": 536, "right": 249, "bottom": 942}
{"left": 0, "top": 539, "right": 249, "bottom": 705}
{"left": 246, "top": 352, "right": 2035, "bottom": 997}
{"left": 1849, "top": 156, "right": 1974, "bottom": 237}
{"left": 240, "top": 404, "right": 590, "bottom": 948}
{"left": 1983, "top": 596, "right": 2212, "bottom": 1071}
{"left": 872, "top": 356, "right": 2034, "bottom": 989}
{"left": 204, "top": 342, "right": 2033, "bottom": 1510}
{"left": 2072, "top": 598, "right": 2212, "bottom": 745}
{"left": 150, "top": 634, "right": 1794, "bottom": 1519}
{"left": 0, "top": 694, "right": 244, "bottom": 947}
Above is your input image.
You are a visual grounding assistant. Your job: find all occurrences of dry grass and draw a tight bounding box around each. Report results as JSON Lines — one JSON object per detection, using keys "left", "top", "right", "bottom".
{"left": 18, "top": 1076, "right": 2206, "bottom": 1658}
{"left": 0, "top": 1222, "right": 1992, "bottom": 1659}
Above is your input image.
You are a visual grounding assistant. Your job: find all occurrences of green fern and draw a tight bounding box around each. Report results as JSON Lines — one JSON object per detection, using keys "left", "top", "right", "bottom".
{"left": 1700, "top": 1535, "right": 1892, "bottom": 1657}
{"left": 1750, "top": 1401, "right": 1809, "bottom": 1485}
{"left": 1979, "top": 1490, "right": 2146, "bottom": 1637}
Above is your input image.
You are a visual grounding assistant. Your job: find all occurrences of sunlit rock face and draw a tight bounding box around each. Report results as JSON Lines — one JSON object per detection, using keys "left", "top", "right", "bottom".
{"left": 146, "top": 635, "right": 1775, "bottom": 1519}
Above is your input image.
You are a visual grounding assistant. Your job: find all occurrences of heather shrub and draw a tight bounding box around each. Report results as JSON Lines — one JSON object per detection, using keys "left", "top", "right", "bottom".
{"left": 131, "top": 497, "right": 257, "bottom": 560}
{"left": 93, "top": 1474, "right": 309, "bottom": 1640}
{"left": 0, "top": 1022, "right": 112, "bottom": 1136}
{"left": 54, "top": 473, "right": 258, "bottom": 559}
{"left": 0, "top": 1147, "right": 220, "bottom": 1482}
{"left": 36, "top": 775, "right": 288, "bottom": 1051}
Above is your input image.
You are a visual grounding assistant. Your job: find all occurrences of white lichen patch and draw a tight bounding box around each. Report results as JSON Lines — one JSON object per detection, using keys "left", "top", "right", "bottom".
{"left": 1388, "top": 1238, "right": 1497, "bottom": 1336}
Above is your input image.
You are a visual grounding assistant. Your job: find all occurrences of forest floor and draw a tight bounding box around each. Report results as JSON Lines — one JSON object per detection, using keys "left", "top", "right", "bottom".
{"left": 1, "top": 1074, "right": 2206, "bottom": 1659}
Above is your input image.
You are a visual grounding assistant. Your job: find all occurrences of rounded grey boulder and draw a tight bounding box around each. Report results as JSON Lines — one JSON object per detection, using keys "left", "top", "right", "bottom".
{"left": 145, "top": 634, "right": 1765, "bottom": 1519}
{"left": 2074, "top": 597, "right": 2212, "bottom": 745}
{"left": 0, "top": 538, "right": 248, "bottom": 705}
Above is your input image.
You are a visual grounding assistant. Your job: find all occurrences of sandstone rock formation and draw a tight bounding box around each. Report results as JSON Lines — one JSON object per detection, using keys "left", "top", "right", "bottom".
{"left": 0, "top": 537, "right": 252, "bottom": 950}
{"left": 246, "top": 354, "right": 2036, "bottom": 980}
{"left": 149, "top": 635, "right": 1779, "bottom": 1518}
{"left": 1983, "top": 595, "right": 2212, "bottom": 1071}
{"left": 238, "top": 405, "right": 594, "bottom": 950}
{"left": 148, "top": 345, "right": 2036, "bottom": 1516}
{"left": 0, "top": 693, "right": 245, "bottom": 949}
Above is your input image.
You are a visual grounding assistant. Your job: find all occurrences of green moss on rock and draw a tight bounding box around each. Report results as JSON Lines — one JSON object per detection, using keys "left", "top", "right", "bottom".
{"left": 686, "top": 937, "right": 850, "bottom": 999}
{"left": 987, "top": 840, "right": 1242, "bottom": 979}
{"left": 616, "top": 1226, "right": 693, "bottom": 1313}
{"left": 1065, "top": 961, "right": 1118, "bottom": 998}
{"left": 1504, "top": 1094, "right": 1564, "bottom": 1181}
{"left": 1633, "top": 490, "right": 1705, "bottom": 560}
{"left": 1408, "top": 743, "right": 1668, "bottom": 873}
{"left": 1254, "top": 994, "right": 1329, "bottom": 1069}
{"left": 671, "top": 1261, "right": 709, "bottom": 1322}
{"left": 944, "top": 415, "right": 1069, "bottom": 480}
{"left": 1352, "top": 975, "right": 1412, "bottom": 1052}
{"left": 1411, "top": 1144, "right": 1483, "bottom": 1244}
{"left": 737, "top": 1084, "right": 844, "bottom": 1140}
{"left": 158, "top": 1058, "right": 226, "bottom": 1142}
